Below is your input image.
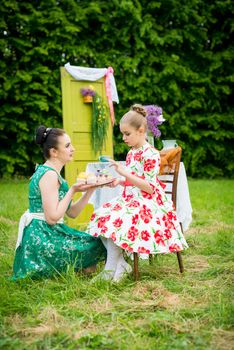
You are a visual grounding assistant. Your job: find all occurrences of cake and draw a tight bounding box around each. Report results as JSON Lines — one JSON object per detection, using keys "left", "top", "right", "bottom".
{"left": 77, "top": 170, "right": 114, "bottom": 185}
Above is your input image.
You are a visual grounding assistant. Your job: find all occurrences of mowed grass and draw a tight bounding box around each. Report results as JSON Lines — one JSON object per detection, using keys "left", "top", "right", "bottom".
{"left": 0, "top": 178, "right": 233, "bottom": 350}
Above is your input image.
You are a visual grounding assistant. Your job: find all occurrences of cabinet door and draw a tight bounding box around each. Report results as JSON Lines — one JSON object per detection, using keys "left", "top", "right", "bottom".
{"left": 60, "top": 67, "right": 113, "bottom": 227}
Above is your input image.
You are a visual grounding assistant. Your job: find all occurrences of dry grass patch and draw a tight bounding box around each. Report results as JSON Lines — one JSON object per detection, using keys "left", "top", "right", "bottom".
{"left": 211, "top": 328, "right": 234, "bottom": 350}
{"left": 7, "top": 306, "right": 66, "bottom": 338}
{"left": 186, "top": 255, "right": 210, "bottom": 272}
{"left": 187, "top": 222, "right": 234, "bottom": 236}
{"left": 68, "top": 296, "right": 114, "bottom": 314}
{"left": 0, "top": 216, "right": 18, "bottom": 226}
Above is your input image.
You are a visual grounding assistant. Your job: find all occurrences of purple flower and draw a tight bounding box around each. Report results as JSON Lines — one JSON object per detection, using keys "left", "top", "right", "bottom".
{"left": 144, "top": 105, "right": 165, "bottom": 138}
{"left": 80, "top": 87, "right": 96, "bottom": 96}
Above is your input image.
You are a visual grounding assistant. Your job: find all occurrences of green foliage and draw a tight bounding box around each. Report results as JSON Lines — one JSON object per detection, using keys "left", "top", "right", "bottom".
{"left": 91, "top": 93, "right": 109, "bottom": 155}
{"left": 0, "top": 179, "right": 234, "bottom": 349}
{"left": 0, "top": 0, "right": 233, "bottom": 177}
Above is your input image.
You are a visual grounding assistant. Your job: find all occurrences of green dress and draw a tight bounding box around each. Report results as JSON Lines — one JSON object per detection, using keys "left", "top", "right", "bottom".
{"left": 13, "top": 165, "right": 106, "bottom": 280}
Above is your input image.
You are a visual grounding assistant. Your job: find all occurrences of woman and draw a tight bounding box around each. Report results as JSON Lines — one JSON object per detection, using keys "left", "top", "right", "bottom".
{"left": 12, "top": 126, "right": 106, "bottom": 280}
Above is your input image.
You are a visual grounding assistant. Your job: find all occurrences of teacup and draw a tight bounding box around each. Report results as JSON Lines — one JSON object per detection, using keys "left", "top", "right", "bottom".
{"left": 99, "top": 155, "right": 111, "bottom": 162}
{"left": 162, "top": 140, "right": 178, "bottom": 149}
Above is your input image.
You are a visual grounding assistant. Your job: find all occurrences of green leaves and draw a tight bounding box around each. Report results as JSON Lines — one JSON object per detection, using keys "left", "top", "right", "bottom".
{"left": 0, "top": 0, "right": 233, "bottom": 177}
{"left": 91, "top": 93, "right": 109, "bottom": 155}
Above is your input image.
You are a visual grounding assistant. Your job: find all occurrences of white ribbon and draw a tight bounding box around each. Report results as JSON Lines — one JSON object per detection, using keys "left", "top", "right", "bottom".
{"left": 64, "top": 62, "right": 119, "bottom": 104}
{"left": 16, "top": 210, "right": 64, "bottom": 250}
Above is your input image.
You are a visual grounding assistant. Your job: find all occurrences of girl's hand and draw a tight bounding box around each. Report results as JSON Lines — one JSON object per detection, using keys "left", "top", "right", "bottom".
{"left": 105, "top": 178, "right": 121, "bottom": 188}
{"left": 109, "top": 159, "right": 127, "bottom": 177}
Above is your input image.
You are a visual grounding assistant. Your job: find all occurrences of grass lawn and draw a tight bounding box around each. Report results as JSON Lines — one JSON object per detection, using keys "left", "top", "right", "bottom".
{"left": 0, "top": 178, "right": 233, "bottom": 350}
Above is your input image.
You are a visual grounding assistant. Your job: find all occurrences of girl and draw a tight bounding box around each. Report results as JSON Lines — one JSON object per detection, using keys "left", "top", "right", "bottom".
{"left": 13, "top": 126, "right": 106, "bottom": 280}
{"left": 86, "top": 104, "right": 188, "bottom": 282}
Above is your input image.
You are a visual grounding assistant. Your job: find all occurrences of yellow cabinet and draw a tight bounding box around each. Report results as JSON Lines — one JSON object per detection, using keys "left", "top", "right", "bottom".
{"left": 60, "top": 67, "right": 114, "bottom": 227}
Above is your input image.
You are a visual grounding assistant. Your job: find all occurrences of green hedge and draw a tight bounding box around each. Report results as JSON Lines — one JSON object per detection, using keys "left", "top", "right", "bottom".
{"left": 0, "top": 0, "right": 233, "bottom": 177}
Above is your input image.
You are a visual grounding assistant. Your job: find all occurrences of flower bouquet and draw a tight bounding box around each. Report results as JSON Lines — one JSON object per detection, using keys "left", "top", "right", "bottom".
{"left": 144, "top": 105, "right": 165, "bottom": 146}
{"left": 92, "top": 93, "right": 109, "bottom": 154}
{"left": 80, "top": 85, "right": 109, "bottom": 154}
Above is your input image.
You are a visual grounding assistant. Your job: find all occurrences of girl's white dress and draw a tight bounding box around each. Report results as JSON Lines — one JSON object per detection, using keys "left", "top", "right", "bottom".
{"left": 87, "top": 142, "right": 188, "bottom": 255}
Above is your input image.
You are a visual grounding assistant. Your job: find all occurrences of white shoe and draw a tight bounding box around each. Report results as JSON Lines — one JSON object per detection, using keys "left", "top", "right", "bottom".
{"left": 113, "top": 261, "right": 132, "bottom": 282}
{"left": 91, "top": 269, "right": 115, "bottom": 283}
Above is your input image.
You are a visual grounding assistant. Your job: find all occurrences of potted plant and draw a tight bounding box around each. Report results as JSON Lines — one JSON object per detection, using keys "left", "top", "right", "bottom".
{"left": 80, "top": 86, "right": 96, "bottom": 103}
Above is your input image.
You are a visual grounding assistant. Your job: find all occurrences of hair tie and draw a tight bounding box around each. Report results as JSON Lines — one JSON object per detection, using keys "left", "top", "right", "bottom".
{"left": 43, "top": 128, "right": 52, "bottom": 141}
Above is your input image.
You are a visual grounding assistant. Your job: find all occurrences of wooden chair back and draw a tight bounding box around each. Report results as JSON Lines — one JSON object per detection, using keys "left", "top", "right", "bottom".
{"left": 159, "top": 146, "right": 182, "bottom": 210}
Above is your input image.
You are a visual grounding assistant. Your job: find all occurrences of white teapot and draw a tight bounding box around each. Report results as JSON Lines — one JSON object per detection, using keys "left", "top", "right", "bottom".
{"left": 162, "top": 140, "right": 178, "bottom": 149}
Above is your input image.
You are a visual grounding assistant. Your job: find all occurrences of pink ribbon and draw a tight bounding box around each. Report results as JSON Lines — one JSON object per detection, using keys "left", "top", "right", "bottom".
{"left": 105, "top": 66, "right": 115, "bottom": 126}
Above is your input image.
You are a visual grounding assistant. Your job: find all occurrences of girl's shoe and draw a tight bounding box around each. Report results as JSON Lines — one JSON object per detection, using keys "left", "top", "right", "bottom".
{"left": 113, "top": 261, "right": 132, "bottom": 282}
{"left": 91, "top": 269, "right": 115, "bottom": 283}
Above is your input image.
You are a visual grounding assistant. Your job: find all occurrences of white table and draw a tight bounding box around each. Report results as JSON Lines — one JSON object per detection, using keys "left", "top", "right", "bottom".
{"left": 86, "top": 161, "right": 192, "bottom": 231}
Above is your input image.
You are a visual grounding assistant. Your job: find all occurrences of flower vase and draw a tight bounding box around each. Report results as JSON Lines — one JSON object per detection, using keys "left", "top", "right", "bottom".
{"left": 147, "top": 132, "right": 154, "bottom": 147}
{"left": 83, "top": 95, "right": 93, "bottom": 103}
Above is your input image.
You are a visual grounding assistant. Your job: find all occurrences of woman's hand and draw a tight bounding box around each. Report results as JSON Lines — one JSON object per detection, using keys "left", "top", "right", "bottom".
{"left": 71, "top": 183, "right": 96, "bottom": 193}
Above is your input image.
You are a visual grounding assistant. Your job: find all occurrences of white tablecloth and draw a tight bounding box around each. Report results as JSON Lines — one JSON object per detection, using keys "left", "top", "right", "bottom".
{"left": 86, "top": 162, "right": 192, "bottom": 231}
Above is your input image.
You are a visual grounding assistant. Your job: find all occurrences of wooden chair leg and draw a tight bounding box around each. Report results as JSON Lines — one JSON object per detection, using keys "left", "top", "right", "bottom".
{"left": 149, "top": 254, "right": 153, "bottom": 265}
{"left": 133, "top": 252, "right": 139, "bottom": 280}
{"left": 176, "top": 252, "right": 184, "bottom": 273}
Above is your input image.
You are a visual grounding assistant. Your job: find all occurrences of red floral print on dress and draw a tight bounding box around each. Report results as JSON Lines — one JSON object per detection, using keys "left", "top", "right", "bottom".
{"left": 141, "top": 230, "right": 150, "bottom": 241}
{"left": 121, "top": 242, "right": 133, "bottom": 252}
{"left": 90, "top": 213, "right": 96, "bottom": 221}
{"left": 126, "top": 153, "right": 132, "bottom": 166}
{"left": 97, "top": 215, "right": 111, "bottom": 228}
{"left": 167, "top": 211, "right": 177, "bottom": 220}
{"left": 138, "top": 246, "right": 150, "bottom": 254}
{"left": 127, "top": 226, "right": 138, "bottom": 241}
{"left": 154, "top": 230, "right": 166, "bottom": 245}
{"left": 123, "top": 194, "right": 134, "bottom": 202}
{"left": 162, "top": 215, "right": 175, "bottom": 230}
{"left": 142, "top": 191, "right": 153, "bottom": 200}
{"left": 101, "top": 226, "right": 108, "bottom": 234}
{"left": 110, "top": 232, "right": 116, "bottom": 242}
{"left": 144, "top": 159, "right": 156, "bottom": 172}
{"left": 113, "top": 218, "right": 123, "bottom": 228}
{"left": 157, "top": 178, "right": 166, "bottom": 190}
{"left": 132, "top": 214, "right": 139, "bottom": 225}
{"left": 113, "top": 204, "right": 122, "bottom": 211}
{"left": 156, "top": 195, "right": 163, "bottom": 206}
{"left": 169, "top": 244, "right": 181, "bottom": 252}
{"left": 103, "top": 202, "right": 112, "bottom": 208}
{"left": 164, "top": 229, "right": 172, "bottom": 239}
{"left": 134, "top": 150, "right": 143, "bottom": 161}
{"left": 139, "top": 205, "right": 153, "bottom": 223}
{"left": 128, "top": 200, "right": 140, "bottom": 208}
{"left": 141, "top": 183, "right": 155, "bottom": 199}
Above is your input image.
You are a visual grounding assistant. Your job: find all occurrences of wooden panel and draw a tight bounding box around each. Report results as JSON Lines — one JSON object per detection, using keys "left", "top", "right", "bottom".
{"left": 60, "top": 67, "right": 114, "bottom": 227}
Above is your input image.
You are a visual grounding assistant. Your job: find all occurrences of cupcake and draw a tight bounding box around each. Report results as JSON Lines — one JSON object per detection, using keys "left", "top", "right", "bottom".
{"left": 77, "top": 172, "right": 87, "bottom": 184}
{"left": 86, "top": 173, "right": 97, "bottom": 184}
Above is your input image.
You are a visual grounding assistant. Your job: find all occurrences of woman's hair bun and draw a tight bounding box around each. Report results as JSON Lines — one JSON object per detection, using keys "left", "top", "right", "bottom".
{"left": 131, "top": 104, "right": 147, "bottom": 117}
{"left": 35, "top": 125, "right": 47, "bottom": 145}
